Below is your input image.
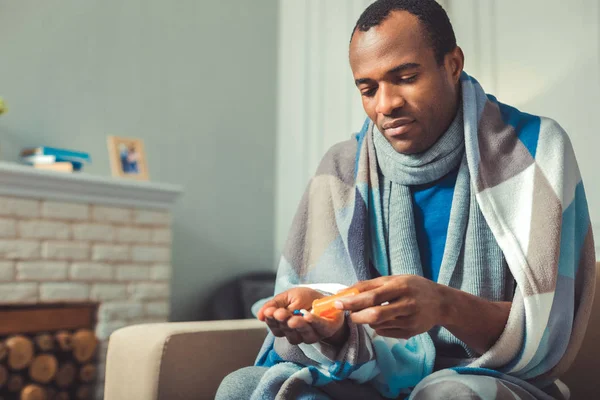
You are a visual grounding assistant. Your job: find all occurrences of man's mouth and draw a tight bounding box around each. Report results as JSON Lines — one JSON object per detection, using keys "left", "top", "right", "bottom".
{"left": 382, "top": 118, "right": 415, "bottom": 137}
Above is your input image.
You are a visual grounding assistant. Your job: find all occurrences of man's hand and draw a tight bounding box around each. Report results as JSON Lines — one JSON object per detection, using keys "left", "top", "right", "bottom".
{"left": 334, "top": 275, "right": 512, "bottom": 354}
{"left": 257, "top": 287, "right": 347, "bottom": 345}
{"left": 333, "top": 275, "right": 443, "bottom": 339}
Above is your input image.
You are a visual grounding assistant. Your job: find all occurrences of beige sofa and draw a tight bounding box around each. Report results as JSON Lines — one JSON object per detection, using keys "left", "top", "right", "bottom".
{"left": 104, "top": 264, "right": 600, "bottom": 400}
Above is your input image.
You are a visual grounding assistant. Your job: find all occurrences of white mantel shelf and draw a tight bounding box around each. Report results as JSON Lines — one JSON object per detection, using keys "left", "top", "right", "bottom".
{"left": 0, "top": 161, "right": 183, "bottom": 210}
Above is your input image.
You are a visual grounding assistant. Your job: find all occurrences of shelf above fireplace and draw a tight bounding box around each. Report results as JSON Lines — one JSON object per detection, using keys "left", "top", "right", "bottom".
{"left": 0, "top": 162, "right": 182, "bottom": 210}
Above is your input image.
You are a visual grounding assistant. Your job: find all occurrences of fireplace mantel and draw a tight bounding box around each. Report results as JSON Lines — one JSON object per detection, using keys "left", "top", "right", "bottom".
{"left": 0, "top": 162, "right": 182, "bottom": 399}
{"left": 0, "top": 161, "right": 182, "bottom": 209}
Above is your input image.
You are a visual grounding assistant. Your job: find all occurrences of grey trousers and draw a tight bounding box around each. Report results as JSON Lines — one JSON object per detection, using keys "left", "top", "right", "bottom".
{"left": 215, "top": 367, "right": 267, "bottom": 400}
{"left": 215, "top": 366, "right": 390, "bottom": 400}
{"left": 215, "top": 366, "right": 331, "bottom": 400}
{"left": 215, "top": 366, "right": 565, "bottom": 400}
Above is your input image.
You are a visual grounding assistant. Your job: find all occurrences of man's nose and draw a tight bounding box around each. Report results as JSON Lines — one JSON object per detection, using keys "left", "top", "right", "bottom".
{"left": 375, "top": 84, "right": 405, "bottom": 116}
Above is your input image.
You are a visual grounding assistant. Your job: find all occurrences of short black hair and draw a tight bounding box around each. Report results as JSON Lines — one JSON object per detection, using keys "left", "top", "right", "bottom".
{"left": 351, "top": 0, "right": 457, "bottom": 65}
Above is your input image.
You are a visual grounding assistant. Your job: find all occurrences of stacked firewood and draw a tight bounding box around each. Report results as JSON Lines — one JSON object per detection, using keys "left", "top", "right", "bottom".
{"left": 0, "top": 329, "right": 98, "bottom": 400}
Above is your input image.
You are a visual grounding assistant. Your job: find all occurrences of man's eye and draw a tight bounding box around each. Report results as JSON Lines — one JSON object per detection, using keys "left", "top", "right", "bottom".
{"left": 361, "top": 88, "right": 377, "bottom": 97}
{"left": 401, "top": 75, "right": 418, "bottom": 83}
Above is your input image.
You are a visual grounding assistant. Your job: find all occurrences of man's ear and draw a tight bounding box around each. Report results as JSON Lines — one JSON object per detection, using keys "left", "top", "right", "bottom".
{"left": 446, "top": 46, "right": 465, "bottom": 83}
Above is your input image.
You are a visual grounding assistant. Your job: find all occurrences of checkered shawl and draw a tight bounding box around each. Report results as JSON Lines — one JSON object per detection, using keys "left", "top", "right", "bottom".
{"left": 254, "top": 73, "right": 595, "bottom": 399}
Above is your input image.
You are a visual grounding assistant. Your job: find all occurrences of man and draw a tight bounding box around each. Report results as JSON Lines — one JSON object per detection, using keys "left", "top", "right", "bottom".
{"left": 217, "top": 0, "right": 595, "bottom": 399}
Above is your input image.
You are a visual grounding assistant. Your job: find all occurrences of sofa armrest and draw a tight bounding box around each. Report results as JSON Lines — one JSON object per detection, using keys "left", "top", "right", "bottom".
{"left": 104, "top": 319, "right": 268, "bottom": 400}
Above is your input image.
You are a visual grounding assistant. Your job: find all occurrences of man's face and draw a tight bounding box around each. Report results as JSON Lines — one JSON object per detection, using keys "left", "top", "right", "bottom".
{"left": 349, "top": 11, "right": 462, "bottom": 154}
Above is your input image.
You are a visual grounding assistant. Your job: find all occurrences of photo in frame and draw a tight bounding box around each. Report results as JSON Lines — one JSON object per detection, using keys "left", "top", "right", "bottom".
{"left": 107, "top": 136, "right": 149, "bottom": 180}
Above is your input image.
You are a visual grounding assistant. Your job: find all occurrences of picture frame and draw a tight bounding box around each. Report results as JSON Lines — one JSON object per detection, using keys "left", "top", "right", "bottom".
{"left": 107, "top": 136, "right": 149, "bottom": 181}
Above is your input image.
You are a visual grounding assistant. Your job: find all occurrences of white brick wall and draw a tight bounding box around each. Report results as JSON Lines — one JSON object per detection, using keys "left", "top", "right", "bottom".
{"left": 91, "top": 283, "right": 128, "bottom": 301}
{"left": 145, "top": 301, "right": 169, "bottom": 318}
{"left": 92, "top": 206, "right": 132, "bottom": 224}
{"left": 40, "top": 282, "right": 90, "bottom": 301}
{"left": 42, "top": 201, "right": 89, "bottom": 220}
{"left": 131, "top": 317, "right": 168, "bottom": 324}
{"left": 0, "top": 195, "right": 175, "bottom": 400}
{"left": 0, "top": 240, "right": 41, "bottom": 259}
{"left": 129, "top": 283, "right": 170, "bottom": 300}
{"left": 92, "top": 244, "right": 130, "bottom": 262}
{"left": 42, "top": 241, "right": 89, "bottom": 260}
{"left": 151, "top": 229, "right": 171, "bottom": 244}
{"left": 0, "top": 219, "right": 17, "bottom": 238}
{"left": 116, "top": 265, "right": 150, "bottom": 281}
{"left": 116, "top": 227, "right": 152, "bottom": 243}
{"left": 132, "top": 246, "right": 170, "bottom": 263}
{"left": 17, "top": 261, "right": 68, "bottom": 280}
{"left": 19, "top": 220, "right": 70, "bottom": 240}
{"left": 95, "top": 320, "right": 127, "bottom": 341}
{"left": 0, "top": 196, "right": 40, "bottom": 218}
{"left": 133, "top": 210, "right": 170, "bottom": 226}
{"left": 70, "top": 263, "right": 114, "bottom": 281}
{"left": 150, "top": 265, "right": 171, "bottom": 281}
{"left": 72, "top": 224, "right": 115, "bottom": 242}
{"left": 0, "top": 282, "right": 37, "bottom": 302}
{"left": 98, "top": 301, "right": 144, "bottom": 320}
{"left": 0, "top": 261, "right": 14, "bottom": 280}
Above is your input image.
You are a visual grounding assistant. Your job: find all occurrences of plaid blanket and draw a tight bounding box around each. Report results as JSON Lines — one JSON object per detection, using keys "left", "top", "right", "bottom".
{"left": 253, "top": 72, "right": 596, "bottom": 399}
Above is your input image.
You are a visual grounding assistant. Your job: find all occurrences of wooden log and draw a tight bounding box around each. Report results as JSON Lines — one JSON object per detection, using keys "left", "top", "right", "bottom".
{"left": 7, "top": 374, "right": 24, "bottom": 392}
{"left": 55, "top": 392, "right": 69, "bottom": 400}
{"left": 34, "top": 334, "right": 55, "bottom": 353}
{"left": 71, "top": 330, "right": 97, "bottom": 363}
{"left": 54, "top": 363, "right": 76, "bottom": 388}
{"left": 75, "top": 385, "right": 91, "bottom": 400}
{"left": 0, "top": 364, "right": 7, "bottom": 388}
{"left": 54, "top": 332, "right": 72, "bottom": 352}
{"left": 78, "top": 364, "right": 96, "bottom": 383}
{"left": 0, "top": 341, "right": 8, "bottom": 362}
{"left": 29, "top": 354, "right": 58, "bottom": 384}
{"left": 5, "top": 335, "right": 34, "bottom": 370}
{"left": 20, "top": 384, "right": 47, "bottom": 400}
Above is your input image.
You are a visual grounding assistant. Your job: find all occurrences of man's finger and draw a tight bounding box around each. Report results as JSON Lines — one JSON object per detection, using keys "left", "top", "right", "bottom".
{"left": 347, "top": 278, "right": 387, "bottom": 293}
{"left": 348, "top": 304, "right": 398, "bottom": 325}
{"left": 257, "top": 300, "right": 279, "bottom": 321}
{"left": 303, "top": 311, "right": 344, "bottom": 338}
{"left": 265, "top": 317, "right": 285, "bottom": 337}
{"left": 289, "top": 317, "right": 320, "bottom": 344}
{"left": 261, "top": 306, "right": 279, "bottom": 320}
{"left": 334, "top": 286, "right": 398, "bottom": 312}
{"left": 273, "top": 307, "right": 292, "bottom": 322}
{"left": 368, "top": 315, "right": 415, "bottom": 330}
{"left": 349, "top": 301, "right": 414, "bottom": 325}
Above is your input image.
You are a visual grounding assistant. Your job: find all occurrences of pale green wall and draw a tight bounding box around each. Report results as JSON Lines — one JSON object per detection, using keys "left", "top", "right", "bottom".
{"left": 0, "top": 0, "right": 278, "bottom": 321}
